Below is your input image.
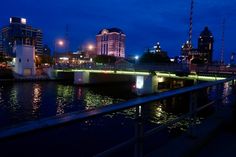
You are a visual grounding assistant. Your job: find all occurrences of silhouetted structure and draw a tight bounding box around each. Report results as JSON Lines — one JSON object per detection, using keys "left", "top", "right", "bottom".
{"left": 198, "top": 26, "right": 214, "bottom": 63}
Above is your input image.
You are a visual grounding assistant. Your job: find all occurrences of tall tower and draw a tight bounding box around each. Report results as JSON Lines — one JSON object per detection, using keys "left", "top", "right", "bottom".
{"left": 198, "top": 27, "right": 214, "bottom": 63}
{"left": 65, "top": 24, "right": 70, "bottom": 53}
{"left": 220, "top": 19, "right": 225, "bottom": 64}
{"left": 189, "top": 0, "right": 194, "bottom": 44}
{"left": 182, "top": 0, "right": 194, "bottom": 59}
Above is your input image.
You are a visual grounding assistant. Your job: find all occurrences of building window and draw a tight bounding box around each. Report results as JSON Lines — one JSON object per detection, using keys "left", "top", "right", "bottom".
{"left": 101, "top": 44, "right": 103, "bottom": 55}
{"left": 106, "top": 44, "right": 108, "bottom": 55}
{"left": 27, "top": 59, "right": 29, "bottom": 62}
{"left": 19, "top": 58, "right": 21, "bottom": 63}
{"left": 103, "top": 44, "right": 106, "bottom": 55}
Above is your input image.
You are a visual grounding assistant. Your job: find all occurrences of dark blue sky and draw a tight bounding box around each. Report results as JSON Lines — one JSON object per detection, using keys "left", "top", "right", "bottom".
{"left": 1, "top": 0, "right": 236, "bottom": 62}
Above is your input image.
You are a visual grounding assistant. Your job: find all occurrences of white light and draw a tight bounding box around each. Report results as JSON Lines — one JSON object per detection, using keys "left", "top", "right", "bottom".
{"left": 12, "top": 58, "right": 16, "bottom": 65}
{"left": 135, "top": 55, "right": 139, "bottom": 60}
{"left": 90, "top": 58, "right": 93, "bottom": 62}
{"left": 59, "top": 57, "right": 69, "bottom": 61}
{"left": 136, "top": 76, "right": 144, "bottom": 89}
{"left": 102, "top": 29, "right": 108, "bottom": 34}
{"left": 10, "top": 18, "right": 12, "bottom": 23}
{"left": 21, "top": 18, "right": 27, "bottom": 24}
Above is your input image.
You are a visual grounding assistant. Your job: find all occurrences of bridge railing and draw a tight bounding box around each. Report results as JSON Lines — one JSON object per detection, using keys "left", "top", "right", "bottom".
{"left": 54, "top": 63, "right": 190, "bottom": 73}
{"left": 54, "top": 63, "right": 236, "bottom": 74}
{"left": 0, "top": 76, "right": 235, "bottom": 156}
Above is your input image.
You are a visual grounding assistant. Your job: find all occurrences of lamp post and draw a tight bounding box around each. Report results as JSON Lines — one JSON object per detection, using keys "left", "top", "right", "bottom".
{"left": 54, "top": 39, "right": 64, "bottom": 66}
{"left": 87, "top": 44, "right": 95, "bottom": 60}
{"left": 135, "top": 55, "right": 139, "bottom": 64}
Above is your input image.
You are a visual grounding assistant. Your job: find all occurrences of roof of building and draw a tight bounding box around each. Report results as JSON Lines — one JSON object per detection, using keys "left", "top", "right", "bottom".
{"left": 98, "top": 28, "right": 125, "bottom": 35}
{"left": 200, "top": 27, "right": 213, "bottom": 37}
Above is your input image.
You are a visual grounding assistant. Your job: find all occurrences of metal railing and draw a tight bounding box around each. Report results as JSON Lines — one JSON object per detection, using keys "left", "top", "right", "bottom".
{"left": 0, "top": 76, "right": 235, "bottom": 156}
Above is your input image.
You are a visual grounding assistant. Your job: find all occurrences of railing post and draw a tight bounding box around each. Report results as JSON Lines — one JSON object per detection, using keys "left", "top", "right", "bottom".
{"left": 134, "top": 105, "right": 144, "bottom": 157}
{"left": 188, "top": 92, "right": 197, "bottom": 137}
{"left": 232, "top": 78, "right": 235, "bottom": 93}
{"left": 215, "top": 84, "right": 222, "bottom": 113}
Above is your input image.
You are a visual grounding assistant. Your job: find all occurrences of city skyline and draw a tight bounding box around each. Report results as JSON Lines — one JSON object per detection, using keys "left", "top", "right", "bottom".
{"left": 1, "top": 0, "right": 235, "bottom": 62}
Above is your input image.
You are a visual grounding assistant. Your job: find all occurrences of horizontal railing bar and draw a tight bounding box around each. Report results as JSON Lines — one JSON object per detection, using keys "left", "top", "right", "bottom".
{"left": 0, "top": 77, "right": 235, "bottom": 140}
{"left": 196, "top": 101, "right": 216, "bottom": 112}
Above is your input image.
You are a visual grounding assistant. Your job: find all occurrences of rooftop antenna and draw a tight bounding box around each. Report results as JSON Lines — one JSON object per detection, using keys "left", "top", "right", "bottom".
{"left": 220, "top": 18, "right": 225, "bottom": 64}
{"left": 65, "top": 24, "right": 70, "bottom": 53}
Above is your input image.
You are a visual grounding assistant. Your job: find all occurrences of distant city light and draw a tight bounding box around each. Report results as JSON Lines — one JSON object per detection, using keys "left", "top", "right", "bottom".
{"left": 59, "top": 57, "right": 69, "bottom": 61}
{"left": 21, "top": 18, "right": 27, "bottom": 24}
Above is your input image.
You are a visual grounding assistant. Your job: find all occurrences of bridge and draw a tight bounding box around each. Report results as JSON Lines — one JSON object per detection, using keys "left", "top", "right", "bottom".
{"left": 50, "top": 64, "right": 233, "bottom": 95}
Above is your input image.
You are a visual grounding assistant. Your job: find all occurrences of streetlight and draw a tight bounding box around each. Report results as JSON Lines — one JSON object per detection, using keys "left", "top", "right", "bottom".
{"left": 54, "top": 39, "right": 65, "bottom": 65}
{"left": 135, "top": 55, "right": 139, "bottom": 60}
{"left": 135, "top": 55, "right": 139, "bottom": 64}
{"left": 86, "top": 44, "right": 95, "bottom": 59}
{"left": 58, "top": 40, "right": 64, "bottom": 47}
{"left": 88, "top": 44, "right": 95, "bottom": 51}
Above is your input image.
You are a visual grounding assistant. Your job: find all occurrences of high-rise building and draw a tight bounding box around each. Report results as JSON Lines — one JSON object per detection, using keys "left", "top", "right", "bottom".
{"left": 1, "top": 17, "right": 43, "bottom": 57}
{"left": 96, "top": 28, "right": 125, "bottom": 58}
{"left": 198, "top": 27, "right": 214, "bottom": 63}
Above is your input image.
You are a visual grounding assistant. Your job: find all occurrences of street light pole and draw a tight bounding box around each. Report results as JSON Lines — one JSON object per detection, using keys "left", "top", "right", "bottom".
{"left": 53, "top": 39, "right": 64, "bottom": 66}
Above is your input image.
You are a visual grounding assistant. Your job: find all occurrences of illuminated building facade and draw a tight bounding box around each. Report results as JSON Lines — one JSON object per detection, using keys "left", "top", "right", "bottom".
{"left": 1, "top": 17, "right": 43, "bottom": 57}
{"left": 55, "top": 52, "right": 92, "bottom": 65}
{"left": 96, "top": 28, "right": 126, "bottom": 58}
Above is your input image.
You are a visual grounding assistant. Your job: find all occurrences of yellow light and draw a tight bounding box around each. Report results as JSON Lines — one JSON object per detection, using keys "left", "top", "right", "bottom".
{"left": 88, "top": 44, "right": 95, "bottom": 51}
{"left": 58, "top": 40, "right": 64, "bottom": 46}
{"left": 157, "top": 77, "right": 164, "bottom": 83}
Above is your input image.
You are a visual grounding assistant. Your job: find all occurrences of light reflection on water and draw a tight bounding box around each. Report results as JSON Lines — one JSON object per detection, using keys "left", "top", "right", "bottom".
{"left": 0, "top": 81, "right": 233, "bottom": 130}
{"left": 0, "top": 82, "right": 128, "bottom": 128}
{"left": 32, "top": 84, "right": 42, "bottom": 118}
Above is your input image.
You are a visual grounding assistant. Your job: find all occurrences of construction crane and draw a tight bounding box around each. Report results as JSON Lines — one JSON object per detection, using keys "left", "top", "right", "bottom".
{"left": 189, "top": 0, "right": 194, "bottom": 44}
{"left": 65, "top": 24, "right": 70, "bottom": 55}
{"left": 220, "top": 19, "right": 225, "bottom": 64}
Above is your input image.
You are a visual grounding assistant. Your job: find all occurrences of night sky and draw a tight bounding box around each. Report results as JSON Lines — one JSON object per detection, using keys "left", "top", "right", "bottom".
{"left": 1, "top": 0, "right": 236, "bottom": 62}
